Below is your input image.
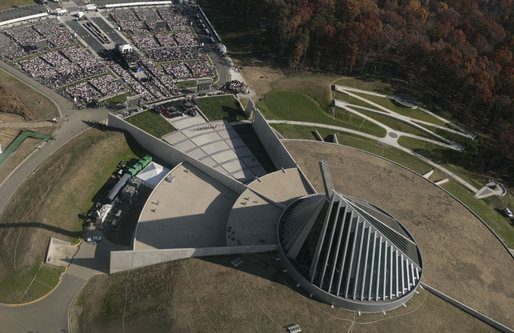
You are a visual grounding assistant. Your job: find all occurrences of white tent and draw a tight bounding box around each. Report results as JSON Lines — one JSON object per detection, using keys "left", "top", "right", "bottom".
{"left": 136, "top": 162, "right": 169, "bottom": 188}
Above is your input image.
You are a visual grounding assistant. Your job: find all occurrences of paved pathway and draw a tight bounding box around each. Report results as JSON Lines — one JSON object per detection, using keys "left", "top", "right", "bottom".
{"left": 334, "top": 85, "right": 466, "bottom": 149}
{"left": 268, "top": 120, "right": 478, "bottom": 192}
{"left": 0, "top": 239, "right": 116, "bottom": 333}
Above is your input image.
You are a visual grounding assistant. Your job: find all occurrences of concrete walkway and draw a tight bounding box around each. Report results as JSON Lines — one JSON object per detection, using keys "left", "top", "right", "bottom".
{"left": 334, "top": 85, "right": 473, "bottom": 139}
{"left": 268, "top": 121, "right": 478, "bottom": 193}
{"left": 0, "top": 239, "right": 116, "bottom": 333}
{"left": 334, "top": 86, "right": 466, "bottom": 149}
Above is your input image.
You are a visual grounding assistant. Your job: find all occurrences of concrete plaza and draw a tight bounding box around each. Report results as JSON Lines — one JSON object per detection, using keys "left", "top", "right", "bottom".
{"left": 164, "top": 115, "right": 266, "bottom": 183}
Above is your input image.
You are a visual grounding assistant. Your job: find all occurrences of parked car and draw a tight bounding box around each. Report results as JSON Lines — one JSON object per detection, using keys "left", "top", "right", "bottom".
{"left": 504, "top": 207, "right": 513, "bottom": 219}
{"left": 86, "top": 235, "right": 103, "bottom": 243}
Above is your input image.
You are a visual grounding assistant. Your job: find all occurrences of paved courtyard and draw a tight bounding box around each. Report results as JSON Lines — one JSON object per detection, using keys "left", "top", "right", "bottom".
{"left": 164, "top": 115, "right": 266, "bottom": 183}
{"left": 226, "top": 168, "right": 312, "bottom": 246}
{"left": 134, "top": 162, "right": 238, "bottom": 251}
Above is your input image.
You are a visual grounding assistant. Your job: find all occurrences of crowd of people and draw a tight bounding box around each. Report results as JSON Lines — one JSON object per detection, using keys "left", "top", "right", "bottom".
{"left": 132, "top": 34, "right": 159, "bottom": 50}
{"left": 174, "top": 32, "right": 198, "bottom": 47}
{"left": 157, "top": 8, "right": 189, "bottom": 31}
{"left": 155, "top": 33, "right": 177, "bottom": 47}
{"left": 188, "top": 61, "right": 215, "bottom": 78}
{"left": 144, "top": 46, "right": 201, "bottom": 63}
{"left": 0, "top": 19, "right": 74, "bottom": 60}
{"left": 19, "top": 45, "right": 106, "bottom": 88}
{"left": 162, "top": 60, "right": 214, "bottom": 80}
{"left": 0, "top": 7, "right": 217, "bottom": 106}
{"left": 162, "top": 63, "right": 190, "bottom": 80}
{"left": 110, "top": 8, "right": 191, "bottom": 35}
{"left": 110, "top": 10, "right": 147, "bottom": 34}
{"left": 89, "top": 75, "right": 125, "bottom": 97}
{"left": 141, "top": 57, "right": 177, "bottom": 97}
{"left": 110, "top": 63, "right": 154, "bottom": 102}
{"left": 65, "top": 81, "right": 102, "bottom": 104}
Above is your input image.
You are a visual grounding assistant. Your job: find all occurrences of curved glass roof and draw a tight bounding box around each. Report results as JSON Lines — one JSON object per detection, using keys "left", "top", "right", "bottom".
{"left": 278, "top": 190, "right": 423, "bottom": 305}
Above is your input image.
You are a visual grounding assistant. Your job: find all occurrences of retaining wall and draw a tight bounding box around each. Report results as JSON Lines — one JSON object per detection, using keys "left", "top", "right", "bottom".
{"left": 108, "top": 113, "right": 246, "bottom": 194}
{"left": 110, "top": 244, "right": 278, "bottom": 273}
{"left": 422, "top": 283, "right": 513, "bottom": 333}
{"left": 252, "top": 109, "right": 297, "bottom": 170}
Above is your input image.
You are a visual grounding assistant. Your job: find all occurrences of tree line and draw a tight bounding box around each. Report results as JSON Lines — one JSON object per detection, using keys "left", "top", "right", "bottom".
{"left": 214, "top": 0, "right": 513, "bottom": 178}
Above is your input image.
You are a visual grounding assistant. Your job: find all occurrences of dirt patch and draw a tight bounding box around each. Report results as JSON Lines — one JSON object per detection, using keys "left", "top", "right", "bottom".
{"left": 0, "top": 83, "right": 34, "bottom": 120}
{"left": 71, "top": 253, "right": 493, "bottom": 332}
{"left": 273, "top": 75, "right": 341, "bottom": 109}
{"left": 239, "top": 65, "right": 284, "bottom": 100}
{"left": 0, "top": 69, "right": 57, "bottom": 121}
{"left": 284, "top": 140, "right": 514, "bottom": 328}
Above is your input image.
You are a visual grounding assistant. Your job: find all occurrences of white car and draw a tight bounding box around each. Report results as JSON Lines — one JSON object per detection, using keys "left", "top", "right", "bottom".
{"left": 504, "top": 208, "right": 513, "bottom": 219}
{"left": 86, "top": 235, "right": 103, "bottom": 243}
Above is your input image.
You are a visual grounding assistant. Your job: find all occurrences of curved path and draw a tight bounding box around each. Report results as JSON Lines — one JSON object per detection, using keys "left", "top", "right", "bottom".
{"left": 0, "top": 60, "right": 112, "bottom": 332}
{"left": 267, "top": 119, "right": 478, "bottom": 192}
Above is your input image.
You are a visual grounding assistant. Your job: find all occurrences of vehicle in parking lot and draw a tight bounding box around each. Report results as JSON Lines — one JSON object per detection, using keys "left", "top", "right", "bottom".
{"left": 504, "top": 207, "right": 513, "bottom": 219}
{"left": 86, "top": 235, "right": 103, "bottom": 243}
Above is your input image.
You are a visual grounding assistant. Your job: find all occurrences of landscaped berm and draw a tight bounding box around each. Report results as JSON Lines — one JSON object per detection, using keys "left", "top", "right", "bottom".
{"left": 70, "top": 253, "right": 494, "bottom": 333}
{"left": 284, "top": 140, "right": 514, "bottom": 328}
{"left": 0, "top": 128, "right": 142, "bottom": 303}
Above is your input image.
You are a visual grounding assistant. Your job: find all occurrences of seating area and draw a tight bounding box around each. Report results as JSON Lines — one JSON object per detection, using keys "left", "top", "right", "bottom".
{"left": 0, "top": 6, "right": 215, "bottom": 105}
{"left": 162, "top": 61, "right": 215, "bottom": 80}
{"left": 65, "top": 75, "right": 126, "bottom": 104}
{"left": 19, "top": 46, "right": 106, "bottom": 88}
{"left": 0, "top": 19, "right": 74, "bottom": 60}
{"left": 110, "top": 63, "right": 154, "bottom": 102}
{"left": 110, "top": 7, "right": 190, "bottom": 34}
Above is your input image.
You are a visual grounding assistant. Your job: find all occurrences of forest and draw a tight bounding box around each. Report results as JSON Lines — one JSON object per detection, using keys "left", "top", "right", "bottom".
{"left": 211, "top": 0, "right": 513, "bottom": 177}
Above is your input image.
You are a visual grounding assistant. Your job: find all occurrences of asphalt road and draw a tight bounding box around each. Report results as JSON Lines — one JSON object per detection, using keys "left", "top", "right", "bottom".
{"left": 0, "top": 61, "right": 110, "bottom": 216}
{"left": 0, "top": 57, "right": 112, "bottom": 332}
{"left": 0, "top": 241, "right": 112, "bottom": 333}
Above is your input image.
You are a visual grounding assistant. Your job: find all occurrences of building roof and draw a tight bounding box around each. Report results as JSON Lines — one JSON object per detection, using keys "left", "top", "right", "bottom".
{"left": 278, "top": 190, "right": 423, "bottom": 312}
{"left": 136, "top": 162, "right": 169, "bottom": 189}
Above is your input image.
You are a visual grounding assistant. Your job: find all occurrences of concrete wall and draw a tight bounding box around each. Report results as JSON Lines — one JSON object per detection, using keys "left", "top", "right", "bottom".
{"left": 108, "top": 113, "right": 246, "bottom": 194}
{"left": 251, "top": 109, "right": 317, "bottom": 194}
{"left": 421, "top": 283, "right": 512, "bottom": 333}
{"left": 110, "top": 244, "right": 278, "bottom": 273}
{"left": 252, "top": 109, "right": 297, "bottom": 170}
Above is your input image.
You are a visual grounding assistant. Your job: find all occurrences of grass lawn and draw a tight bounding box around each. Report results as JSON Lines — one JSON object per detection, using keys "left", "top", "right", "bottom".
{"left": 334, "top": 91, "right": 373, "bottom": 109}
{"left": 0, "top": 259, "right": 65, "bottom": 304}
{"left": 126, "top": 111, "right": 175, "bottom": 137}
{"left": 348, "top": 91, "right": 447, "bottom": 126}
{"left": 196, "top": 95, "right": 245, "bottom": 121}
{"left": 352, "top": 108, "right": 434, "bottom": 138}
{"left": 259, "top": 90, "right": 386, "bottom": 137}
{"left": 442, "top": 181, "right": 514, "bottom": 248}
{"left": 176, "top": 80, "right": 197, "bottom": 89}
{"left": 415, "top": 122, "right": 471, "bottom": 146}
{"left": 103, "top": 93, "right": 128, "bottom": 106}
{"left": 0, "top": 0, "right": 34, "bottom": 10}
{"left": 397, "top": 136, "right": 483, "bottom": 188}
{"left": 70, "top": 253, "right": 493, "bottom": 333}
{"left": 0, "top": 69, "right": 57, "bottom": 121}
{"left": 0, "top": 128, "right": 144, "bottom": 303}
{"left": 272, "top": 75, "right": 340, "bottom": 110}
{"left": 272, "top": 124, "right": 440, "bottom": 178}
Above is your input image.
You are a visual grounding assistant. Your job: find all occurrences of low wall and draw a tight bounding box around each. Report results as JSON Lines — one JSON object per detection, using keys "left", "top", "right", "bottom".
{"left": 422, "top": 283, "right": 513, "bottom": 333}
{"left": 108, "top": 113, "right": 246, "bottom": 194}
{"left": 252, "top": 109, "right": 316, "bottom": 194}
{"left": 110, "top": 244, "right": 278, "bottom": 273}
